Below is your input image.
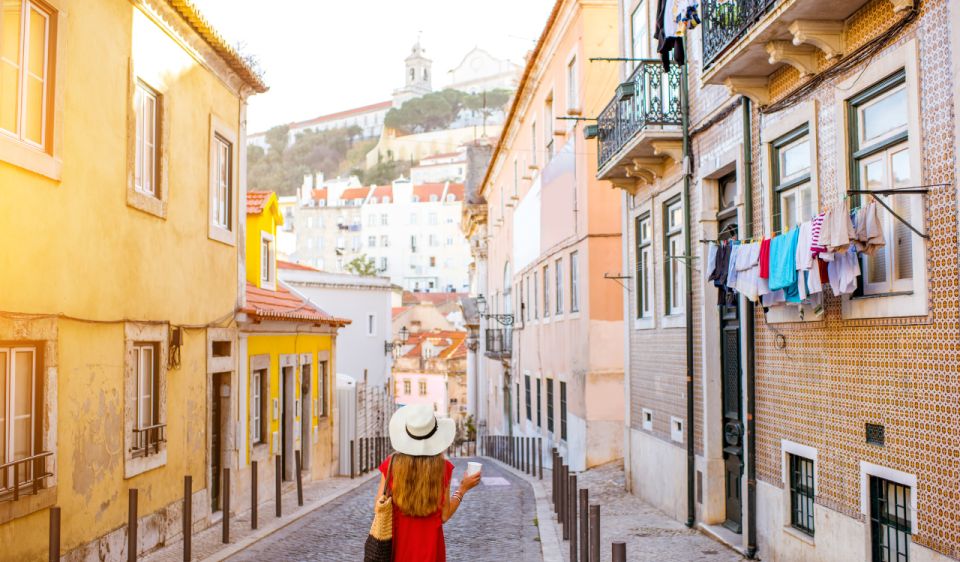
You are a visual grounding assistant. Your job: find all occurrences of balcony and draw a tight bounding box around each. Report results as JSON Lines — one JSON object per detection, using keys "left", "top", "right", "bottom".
{"left": 700, "top": 0, "right": 914, "bottom": 103}
{"left": 484, "top": 328, "right": 512, "bottom": 360}
{"left": 131, "top": 424, "right": 166, "bottom": 458}
{"left": 0, "top": 451, "right": 53, "bottom": 502}
{"left": 596, "top": 60, "right": 683, "bottom": 193}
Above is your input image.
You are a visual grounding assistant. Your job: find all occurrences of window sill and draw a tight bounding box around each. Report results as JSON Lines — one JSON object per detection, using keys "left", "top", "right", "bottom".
{"left": 125, "top": 448, "right": 167, "bottom": 478}
{"left": 841, "top": 289, "right": 927, "bottom": 320}
{"left": 661, "top": 313, "right": 686, "bottom": 329}
{"left": 208, "top": 224, "right": 236, "bottom": 246}
{"left": 127, "top": 187, "right": 168, "bottom": 219}
{"left": 0, "top": 485, "right": 57, "bottom": 525}
{"left": 0, "top": 137, "right": 62, "bottom": 181}
{"left": 764, "top": 304, "right": 823, "bottom": 324}
{"left": 782, "top": 525, "right": 816, "bottom": 546}
{"left": 634, "top": 317, "right": 655, "bottom": 330}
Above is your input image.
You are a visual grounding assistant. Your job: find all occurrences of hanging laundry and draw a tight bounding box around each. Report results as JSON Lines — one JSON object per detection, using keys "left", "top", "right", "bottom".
{"left": 852, "top": 202, "right": 886, "bottom": 256}
{"left": 706, "top": 242, "right": 719, "bottom": 278}
{"left": 655, "top": 0, "right": 695, "bottom": 71}
{"left": 758, "top": 238, "right": 771, "bottom": 279}
{"left": 810, "top": 212, "right": 827, "bottom": 257}
{"left": 827, "top": 246, "right": 861, "bottom": 296}
{"left": 819, "top": 206, "right": 856, "bottom": 253}
{"left": 735, "top": 242, "right": 761, "bottom": 302}
{"left": 726, "top": 242, "right": 742, "bottom": 290}
{"left": 795, "top": 221, "right": 813, "bottom": 300}
{"left": 768, "top": 228, "right": 800, "bottom": 303}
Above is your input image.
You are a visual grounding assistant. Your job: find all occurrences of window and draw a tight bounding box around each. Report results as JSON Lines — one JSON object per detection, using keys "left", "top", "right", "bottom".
{"left": 536, "top": 378, "right": 542, "bottom": 427}
{"left": 367, "top": 314, "right": 375, "bottom": 336}
{"left": 771, "top": 125, "right": 813, "bottom": 232}
{"left": 555, "top": 258, "right": 563, "bottom": 314}
{"left": 559, "top": 381, "right": 567, "bottom": 440}
{"left": 368, "top": 214, "right": 376, "bottom": 226}
{"left": 533, "top": 271, "right": 539, "bottom": 318}
{"left": 542, "top": 265, "right": 550, "bottom": 317}
{"left": 318, "top": 361, "right": 328, "bottom": 416}
{"left": 663, "top": 197, "right": 684, "bottom": 315}
{"left": 132, "top": 343, "right": 162, "bottom": 457}
{"left": 544, "top": 95, "right": 554, "bottom": 160}
{"left": 403, "top": 379, "right": 411, "bottom": 395}
{"left": 546, "top": 378, "right": 554, "bottom": 432}
{"left": 368, "top": 235, "right": 376, "bottom": 247}
{"left": 429, "top": 212, "right": 438, "bottom": 225}
{"left": 211, "top": 135, "right": 232, "bottom": 230}
{"left": 566, "top": 57, "right": 578, "bottom": 111}
{"left": 513, "top": 159, "right": 519, "bottom": 197}
{"left": 525, "top": 276, "right": 532, "bottom": 321}
{"left": 524, "top": 375, "right": 531, "bottom": 421}
{"left": 515, "top": 382, "right": 520, "bottom": 423}
{"left": 849, "top": 73, "right": 916, "bottom": 297}
{"left": 429, "top": 234, "right": 438, "bottom": 247}
{"left": 870, "top": 477, "right": 911, "bottom": 562}
{"left": 631, "top": 1, "right": 650, "bottom": 65}
{"left": 429, "top": 256, "right": 437, "bottom": 267}
{"left": 134, "top": 82, "right": 159, "bottom": 197}
{"left": 260, "top": 234, "right": 273, "bottom": 284}
{"left": 381, "top": 235, "right": 389, "bottom": 247}
{"left": 410, "top": 212, "right": 418, "bottom": 225}
{"left": 0, "top": 0, "right": 52, "bottom": 148}
{"left": 789, "top": 454, "right": 815, "bottom": 536}
{"left": 250, "top": 369, "right": 267, "bottom": 444}
{"left": 351, "top": 236, "right": 361, "bottom": 251}
{"left": 570, "top": 251, "right": 579, "bottom": 312}
{"left": 0, "top": 346, "right": 41, "bottom": 478}
{"left": 636, "top": 214, "right": 652, "bottom": 318}
{"left": 379, "top": 257, "right": 387, "bottom": 270}
{"left": 530, "top": 121, "right": 537, "bottom": 166}
{"left": 381, "top": 214, "right": 388, "bottom": 226}
{"left": 418, "top": 380, "right": 427, "bottom": 396}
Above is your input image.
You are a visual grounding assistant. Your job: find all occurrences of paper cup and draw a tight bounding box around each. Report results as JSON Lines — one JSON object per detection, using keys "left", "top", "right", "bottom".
{"left": 467, "top": 461, "right": 482, "bottom": 476}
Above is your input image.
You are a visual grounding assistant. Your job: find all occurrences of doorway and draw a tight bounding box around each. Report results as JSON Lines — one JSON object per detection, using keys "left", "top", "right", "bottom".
{"left": 210, "top": 372, "right": 229, "bottom": 512}
{"left": 717, "top": 172, "right": 743, "bottom": 534}
{"left": 281, "top": 365, "right": 295, "bottom": 481}
{"left": 300, "top": 361, "right": 312, "bottom": 471}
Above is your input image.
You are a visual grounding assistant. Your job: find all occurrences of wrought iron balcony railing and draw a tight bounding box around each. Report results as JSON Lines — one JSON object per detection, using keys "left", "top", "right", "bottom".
{"left": 131, "top": 423, "right": 167, "bottom": 458}
{"left": 701, "top": 0, "right": 780, "bottom": 67}
{"left": 0, "top": 451, "right": 53, "bottom": 502}
{"left": 484, "top": 328, "right": 512, "bottom": 359}
{"left": 597, "top": 61, "right": 682, "bottom": 171}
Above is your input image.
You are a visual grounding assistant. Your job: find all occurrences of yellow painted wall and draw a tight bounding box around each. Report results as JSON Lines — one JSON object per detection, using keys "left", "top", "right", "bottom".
{"left": 245, "top": 194, "right": 282, "bottom": 287}
{"left": 0, "top": 1, "right": 246, "bottom": 559}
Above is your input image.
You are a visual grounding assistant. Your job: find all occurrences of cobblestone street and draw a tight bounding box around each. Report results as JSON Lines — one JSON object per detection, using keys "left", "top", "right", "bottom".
{"left": 228, "top": 457, "right": 543, "bottom": 562}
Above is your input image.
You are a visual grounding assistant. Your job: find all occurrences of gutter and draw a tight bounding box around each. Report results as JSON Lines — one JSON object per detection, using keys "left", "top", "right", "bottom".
{"left": 742, "top": 97, "right": 758, "bottom": 559}
{"left": 681, "top": 51, "right": 696, "bottom": 529}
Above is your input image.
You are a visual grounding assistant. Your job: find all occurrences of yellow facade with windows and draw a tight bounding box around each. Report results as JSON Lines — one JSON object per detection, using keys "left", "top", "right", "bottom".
{"left": 0, "top": 0, "right": 265, "bottom": 559}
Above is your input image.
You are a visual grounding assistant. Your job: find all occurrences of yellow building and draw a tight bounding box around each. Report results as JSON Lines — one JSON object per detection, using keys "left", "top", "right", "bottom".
{"left": 0, "top": 0, "right": 265, "bottom": 558}
{"left": 239, "top": 191, "right": 347, "bottom": 500}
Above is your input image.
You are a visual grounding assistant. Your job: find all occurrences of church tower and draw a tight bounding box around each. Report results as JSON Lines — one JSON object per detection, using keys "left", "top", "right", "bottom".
{"left": 393, "top": 38, "right": 433, "bottom": 107}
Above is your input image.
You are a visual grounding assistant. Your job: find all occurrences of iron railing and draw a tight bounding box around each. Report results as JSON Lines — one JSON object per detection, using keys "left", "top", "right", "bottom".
{"left": 484, "top": 328, "right": 512, "bottom": 359}
{"left": 131, "top": 423, "right": 167, "bottom": 458}
{"left": 701, "top": 0, "right": 780, "bottom": 67}
{"left": 0, "top": 451, "right": 53, "bottom": 502}
{"left": 597, "top": 60, "right": 683, "bottom": 171}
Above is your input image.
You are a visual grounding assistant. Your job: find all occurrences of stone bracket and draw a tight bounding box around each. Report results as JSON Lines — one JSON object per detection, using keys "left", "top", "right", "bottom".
{"left": 651, "top": 140, "right": 683, "bottom": 163}
{"left": 789, "top": 20, "right": 844, "bottom": 61}
{"left": 765, "top": 41, "right": 819, "bottom": 78}
{"left": 724, "top": 77, "right": 771, "bottom": 106}
{"left": 609, "top": 178, "right": 640, "bottom": 196}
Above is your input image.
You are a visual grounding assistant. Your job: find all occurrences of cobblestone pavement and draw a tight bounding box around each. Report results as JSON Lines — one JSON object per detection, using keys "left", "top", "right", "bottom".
{"left": 228, "top": 457, "right": 543, "bottom": 562}
{"left": 544, "top": 460, "right": 745, "bottom": 562}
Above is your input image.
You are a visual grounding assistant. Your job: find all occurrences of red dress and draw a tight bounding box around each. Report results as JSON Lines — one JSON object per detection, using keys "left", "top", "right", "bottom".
{"left": 378, "top": 456, "right": 455, "bottom": 562}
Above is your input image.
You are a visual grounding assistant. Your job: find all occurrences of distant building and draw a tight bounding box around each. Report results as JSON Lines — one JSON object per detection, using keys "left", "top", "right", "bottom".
{"left": 393, "top": 40, "right": 433, "bottom": 107}
{"left": 248, "top": 100, "right": 392, "bottom": 148}
{"left": 366, "top": 126, "right": 502, "bottom": 169}
{"left": 393, "top": 330, "right": 469, "bottom": 433}
{"left": 447, "top": 47, "right": 522, "bottom": 94}
{"left": 410, "top": 149, "right": 467, "bottom": 185}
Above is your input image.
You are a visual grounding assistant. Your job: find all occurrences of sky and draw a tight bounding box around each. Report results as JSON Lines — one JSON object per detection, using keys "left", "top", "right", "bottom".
{"left": 192, "top": 0, "right": 556, "bottom": 133}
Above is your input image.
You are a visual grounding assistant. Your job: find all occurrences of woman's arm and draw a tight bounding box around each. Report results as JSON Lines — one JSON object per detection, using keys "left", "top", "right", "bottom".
{"left": 376, "top": 475, "right": 386, "bottom": 498}
{"left": 441, "top": 472, "right": 481, "bottom": 523}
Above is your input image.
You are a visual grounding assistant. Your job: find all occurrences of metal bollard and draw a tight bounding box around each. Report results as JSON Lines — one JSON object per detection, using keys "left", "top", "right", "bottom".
{"left": 560, "top": 465, "right": 568, "bottom": 536}
{"left": 48, "top": 506, "right": 60, "bottom": 562}
{"left": 612, "top": 542, "right": 626, "bottom": 562}
{"left": 295, "top": 450, "right": 304, "bottom": 506}
{"left": 552, "top": 450, "right": 558, "bottom": 512}
{"left": 275, "top": 455, "right": 282, "bottom": 517}
{"left": 350, "top": 440, "right": 355, "bottom": 479}
{"left": 528, "top": 438, "right": 534, "bottom": 475}
{"left": 222, "top": 468, "right": 230, "bottom": 543}
{"left": 183, "top": 475, "right": 193, "bottom": 561}
{"left": 589, "top": 505, "right": 600, "bottom": 562}
{"left": 569, "top": 474, "right": 578, "bottom": 561}
{"left": 251, "top": 462, "right": 258, "bottom": 530}
{"left": 127, "top": 489, "right": 138, "bottom": 562}
{"left": 580, "top": 488, "right": 589, "bottom": 562}
{"left": 360, "top": 438, "right": 366, "bottom": 473}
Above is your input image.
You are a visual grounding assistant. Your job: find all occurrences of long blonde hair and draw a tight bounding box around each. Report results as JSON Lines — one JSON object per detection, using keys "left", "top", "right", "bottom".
{"left": 390, "top": 453, "right": 447, "bottom": 517}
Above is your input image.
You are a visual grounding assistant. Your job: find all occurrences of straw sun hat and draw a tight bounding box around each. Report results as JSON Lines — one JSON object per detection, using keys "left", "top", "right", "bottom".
{"left": 389, "top": 404, "right": 456, "bottom": 457}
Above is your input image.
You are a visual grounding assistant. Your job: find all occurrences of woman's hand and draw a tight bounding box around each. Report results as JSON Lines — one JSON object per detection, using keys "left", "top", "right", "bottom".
{"left": 459, "top": 471, "right": 482, "bottom": 493}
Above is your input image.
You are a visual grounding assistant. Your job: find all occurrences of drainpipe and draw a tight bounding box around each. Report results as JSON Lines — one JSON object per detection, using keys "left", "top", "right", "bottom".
{"left": 680, "top": 53, "right": 695, "bottom": 529}
{"left": 741, "top": 97, "right": 758, "bottom": 559}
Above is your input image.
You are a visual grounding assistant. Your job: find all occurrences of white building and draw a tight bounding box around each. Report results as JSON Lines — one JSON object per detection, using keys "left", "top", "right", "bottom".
{"left": 410, "top": 149, "right": 467, "bottom": 184}
{"left": 447, "top": 47, "right": 521, "bottom": 94}
{"left": 278, "top": 262, "right": 395, "bottom": 438}
{"left": 393, "top": 40, "right": 433, "bottom": 107}
{"left": 248, "top": 100, "right": 391, "bottom": 148}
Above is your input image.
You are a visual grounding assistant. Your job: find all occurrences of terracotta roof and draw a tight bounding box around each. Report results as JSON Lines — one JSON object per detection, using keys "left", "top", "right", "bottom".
{"left": 372, "top": 185, "right": 393, "bottom": 200}
{"left": 243, "top": 282, "right": 349, "bottom": 326}
{"left": 247, "top": 190, "right": 273, "bottom": 214}
{"left": 392, "top": 306, "right": 409, "bottom": 318}
{"left": 341, "top": 187, "right": 371, "bottom": 201}
{"left": 164, "top": 0, "right": 268, "bottom": 93}
{"left": 401, "top": 330, "right": 468, "bottom": 359}
{"left": 413, "top": 183, "right": 446, "bottom": 201}
{"left": 445, "top": 183, "right": 465, "bottom": 201}
{"left": 291, "top": 101, "right": 392, "bottom": 130}
{"left": 277, "top": 260, "right": 319, "bottom": 272}
{"left": 311, "top": 188, "right": 328, "bottom": 201}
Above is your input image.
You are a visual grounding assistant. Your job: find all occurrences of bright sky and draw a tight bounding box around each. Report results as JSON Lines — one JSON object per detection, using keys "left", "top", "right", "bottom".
{"left": 192, "top": 0, "right": 556, "bottom": 133}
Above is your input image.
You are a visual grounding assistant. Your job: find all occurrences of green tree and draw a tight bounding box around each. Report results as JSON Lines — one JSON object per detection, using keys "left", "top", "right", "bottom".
{"left": 344, "top": 254, "right": 378, "bottom": 276}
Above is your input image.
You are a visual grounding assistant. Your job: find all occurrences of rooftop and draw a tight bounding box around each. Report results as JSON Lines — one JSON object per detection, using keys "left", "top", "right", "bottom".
{"left": 246, "top": 190, "right": 274, "bottom": 214}
{"left": 243, "top": 282, "right": 349, "bottom": 326}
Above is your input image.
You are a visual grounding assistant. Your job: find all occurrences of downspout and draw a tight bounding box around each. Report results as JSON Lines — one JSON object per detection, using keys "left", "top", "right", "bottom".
{"left": 681, "top": 48, "right": 695, "bottom": 529}
{"left": 741, "top": 97, "right": 758, "bottom": 559}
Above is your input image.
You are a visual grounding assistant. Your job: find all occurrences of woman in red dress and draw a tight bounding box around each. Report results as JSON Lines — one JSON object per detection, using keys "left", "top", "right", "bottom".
{"left": 376, "top": 404, "right": 482, "bottom": 562}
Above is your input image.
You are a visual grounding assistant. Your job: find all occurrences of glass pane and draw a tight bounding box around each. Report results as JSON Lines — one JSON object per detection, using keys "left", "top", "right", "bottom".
{"left": 641, "top": 248, "right": 650, "bottom": 314}
{"left": 891, "top": 150, "right": 913, "bottom": 281}
{"left": 631, "top": 1, "right": 648, "bottom": 59}
{"left": 0, "top": 351, "right": 5, "bottom": 463}
{"left": 13, "top": 350, "right": 33, "bottom": 460}
{"left": 780, "top": 191, "right": 796, "bottom": 230}
{"left": 0, "top": 0, "right": 22, "bottom": 134}
{"left": 780, "top": 139, "right": 810, "bottom": 180}
{"left": 861, "top": 87, "right": 907, "bottom": 145}
{"left": 23, "top": 6, "right": 44, "bottom": 144}
{"left": 799, "top": 184, "right": 813, "bottom": 222}
{"left": 861, "top": 158, "right": 887, "bottom": 285}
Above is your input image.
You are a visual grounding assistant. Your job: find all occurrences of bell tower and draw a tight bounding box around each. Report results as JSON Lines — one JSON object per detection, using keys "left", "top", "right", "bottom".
{"left": 394, "top": 36, "right": 433, "bottom": 107}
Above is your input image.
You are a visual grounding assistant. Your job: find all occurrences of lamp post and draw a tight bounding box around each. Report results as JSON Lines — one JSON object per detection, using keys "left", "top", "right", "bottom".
{"left": 384, "top": 325, "right": 410, "bottom": 354}
{"left": 476, "top": 294, "right": 514, "bottom": 326}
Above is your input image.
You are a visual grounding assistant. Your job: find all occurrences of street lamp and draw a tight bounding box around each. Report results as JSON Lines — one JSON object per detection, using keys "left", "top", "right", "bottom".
{"left": 384, "top": 325, "right": 410, "bottom": 354}
{"left": 476, "top": 294, "right": 514, "bottom": 326}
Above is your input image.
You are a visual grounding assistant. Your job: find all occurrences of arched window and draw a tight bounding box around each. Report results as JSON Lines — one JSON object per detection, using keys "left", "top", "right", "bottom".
{"left": 423, "top": 68, "right": 429, "bottom": 81}
{"left": 409, "top": 68, "right": 415, "bottom": 82}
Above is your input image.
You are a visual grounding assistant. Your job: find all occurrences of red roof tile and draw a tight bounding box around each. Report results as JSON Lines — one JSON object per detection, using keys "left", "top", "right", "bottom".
{"left": 247, "top": 190, "right": 274, "bottom": 214}
{"left": 311, "top": 188, "right": 328, "bottom": 201}
{"left": 445, "top": 183, "right": 465, "bottom": 201}
{"left": 243, "top": 282, "right": 349, "bottom": 326}
{"left": 413, "top": 183, "right": 446, "bottom": 201}
{"left": 372, "top": 185, "right": 393, "bottom": 200}
{"left": 401, "top": 330, "right": 468, "bottom": 359}
{"left": 341, "top": 187, "right": 371, "bottom": 201}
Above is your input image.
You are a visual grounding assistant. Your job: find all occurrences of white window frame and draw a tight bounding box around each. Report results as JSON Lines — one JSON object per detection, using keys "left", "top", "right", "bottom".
{"left": 860, "top": 461, "right": 918, "bottom": 536}
{"left": 403, "top": 379, "right": 411, "bottom": 395}
{"left": 124, "top": 323, "right": 167, "bottom": 477}
{"left": 250, "top": 369, "right": 265, "bottom": 444}
{"left": 636, "top": 211, "right": 654, "bottom": 323}
{"left": 134, "top": 81, "right": 159, "bottom": 198}
{"left": 542, "top": 264, "right": 550, "bottom": 319}
{"left": 554, "top": 257, "right": 563, "bottom": 316}
{"left": 664, "top": 197, "right": 684, "bottom": 317}
{"left": 566, "top": 53, "right": 579, "bottom": 113}
{"left": 0, "top": 346, "right": 37, "bottom": 467}
{"left": 208, "top": 115, "right": 237, "bottom": 244}
{"left": 0, "top": 1, "right": 50, "bottom": 149}
{"left": 837, "top": 40, "right": 926, "bottom": 320}
{"left": 781, "top": 440, "right": 818, "bottom": 542}
{"left": 569, "top": 251, "right": 580, "bottom": 313}
{"left": 630, "top": 0, "right": 651, "bottom": 66}
{"left": 134, "top": 343, "right": 156, "bottom": 430}
{"left": 260, "top": 232, "right": 275, "bottom": 290}
{"left": 367, "top": 313, "right": 375, "bottom": 336}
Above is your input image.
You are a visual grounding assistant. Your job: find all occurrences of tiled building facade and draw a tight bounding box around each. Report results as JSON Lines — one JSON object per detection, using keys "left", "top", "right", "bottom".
{"left": 602, "top": 0, "right": 959, "bottom": 560}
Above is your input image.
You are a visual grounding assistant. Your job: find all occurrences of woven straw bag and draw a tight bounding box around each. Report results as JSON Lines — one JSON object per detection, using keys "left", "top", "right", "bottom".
{"left": 364, "top": 456, "right": 394, "bottom": 562}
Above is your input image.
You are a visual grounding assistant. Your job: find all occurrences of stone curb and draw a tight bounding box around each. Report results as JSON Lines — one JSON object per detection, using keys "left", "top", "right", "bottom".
{"left": 480, "top": 455, "right": 562, "bottom": 562}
